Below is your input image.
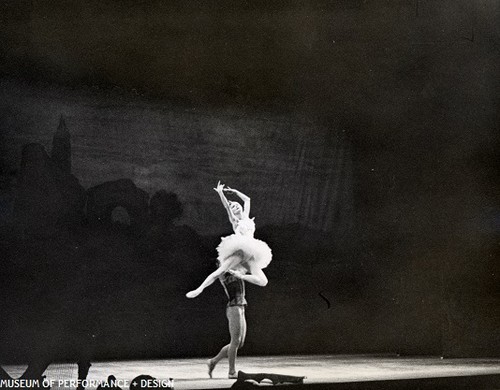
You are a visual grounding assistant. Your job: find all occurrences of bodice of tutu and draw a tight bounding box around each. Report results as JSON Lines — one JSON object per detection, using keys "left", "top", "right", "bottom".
{"left": 234, "top": 217, "right": 255, "bottom": 237}
{"left": 217, "top": 216, "right": 272, "bottom": 269}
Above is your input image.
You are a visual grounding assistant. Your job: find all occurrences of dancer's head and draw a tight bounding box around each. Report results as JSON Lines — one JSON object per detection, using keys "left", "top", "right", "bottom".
{"left": 229, "top": 201, "right": 243, "bottom": 219}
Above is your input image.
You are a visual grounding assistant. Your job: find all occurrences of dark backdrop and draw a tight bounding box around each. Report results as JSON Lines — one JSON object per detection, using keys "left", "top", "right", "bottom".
{"left": 0, "top": 0, "right": 498, "bottom": 363}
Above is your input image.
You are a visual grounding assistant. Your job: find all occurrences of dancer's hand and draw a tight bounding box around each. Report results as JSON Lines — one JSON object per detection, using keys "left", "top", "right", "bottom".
{"left": 186, "top": 288, "right": 202, "bottom": 298}
{"left": 213, "top": 180, "right": 224, "bottom": 193}
{"left": 223, "top": 186, "right": 235, "bottom": 194}
{"left": 228, "top": 269, "right": 245, "bottom": 279}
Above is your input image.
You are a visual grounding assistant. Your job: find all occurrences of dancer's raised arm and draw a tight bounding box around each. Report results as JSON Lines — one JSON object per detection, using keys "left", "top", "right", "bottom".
{"left": 224, "top": 187, "right": 250, "bottom": 218}
{"left": 214, "top": 181, "right": 238, "bottom": 227}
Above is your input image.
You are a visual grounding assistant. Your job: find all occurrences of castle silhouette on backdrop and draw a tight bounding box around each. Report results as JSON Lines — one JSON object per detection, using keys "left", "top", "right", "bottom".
{"left": 14, "top": 115, "right": 184, "bottom": 237}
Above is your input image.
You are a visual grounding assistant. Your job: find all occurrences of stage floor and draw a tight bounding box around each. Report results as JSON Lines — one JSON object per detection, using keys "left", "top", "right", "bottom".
{"left": 4, "top": 355, "right": 500, "bottom": 389}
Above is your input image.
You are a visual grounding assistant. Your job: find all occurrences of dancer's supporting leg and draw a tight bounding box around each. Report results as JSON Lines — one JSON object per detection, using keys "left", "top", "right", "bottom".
{"left": 227, "top": 306, "right": 246, "bottom": 377}
{"left": 208, "top": 306, "right": 246, "bottom": 378}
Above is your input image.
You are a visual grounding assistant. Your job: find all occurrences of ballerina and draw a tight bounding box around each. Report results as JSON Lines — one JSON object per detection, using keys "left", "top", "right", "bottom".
{"left": 186, "top": 181, "right": 272, "bottom": 379}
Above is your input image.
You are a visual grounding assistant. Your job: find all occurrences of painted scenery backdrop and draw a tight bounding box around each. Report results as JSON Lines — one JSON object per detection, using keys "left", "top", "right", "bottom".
{"left": 0, "top": 0, "right": 498, "bottom": 364}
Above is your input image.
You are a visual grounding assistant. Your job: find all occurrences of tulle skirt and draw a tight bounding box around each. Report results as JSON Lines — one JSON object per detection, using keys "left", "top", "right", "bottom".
{"left": 216, "top": 234, "right": 272, "bottom": 269}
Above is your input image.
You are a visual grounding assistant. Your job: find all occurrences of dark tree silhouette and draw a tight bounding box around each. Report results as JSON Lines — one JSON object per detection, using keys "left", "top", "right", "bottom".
{"left": 149, "top": 190, "right": 183, "bottom": 226}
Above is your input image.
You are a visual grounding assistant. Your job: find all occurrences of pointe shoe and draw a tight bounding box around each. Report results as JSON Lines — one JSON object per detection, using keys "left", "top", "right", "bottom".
{"left": 207, "top": 359, "right": 216, "bottom": 379}
{"left": 228, "top": 372, "right": 238, "bottom": 379}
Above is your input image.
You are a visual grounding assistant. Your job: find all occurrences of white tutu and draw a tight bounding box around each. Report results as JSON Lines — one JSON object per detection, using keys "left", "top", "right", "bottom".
{"left": 217, "top": 233, "right": 272, "bottom": 269}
